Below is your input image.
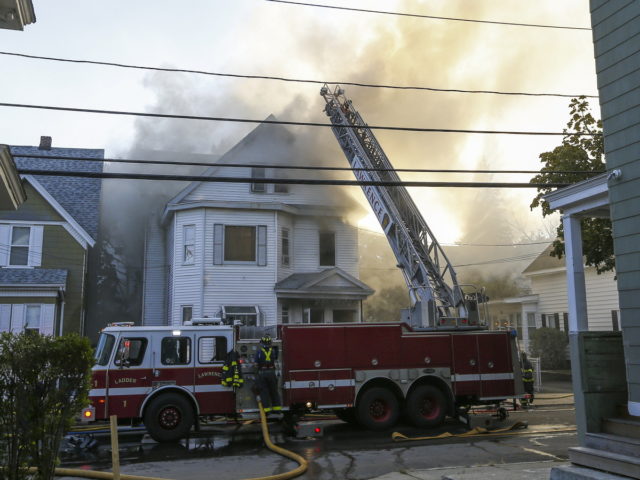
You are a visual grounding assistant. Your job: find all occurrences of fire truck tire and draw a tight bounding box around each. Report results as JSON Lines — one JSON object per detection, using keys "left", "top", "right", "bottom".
{"left": 144, "top": 393, "right": 195, "bottom": 442}
{"left": 356, "top": 387, "right": 399, "bottom": 430}
{"left": 405, "top": 385, "right": 448, "bottom": 428}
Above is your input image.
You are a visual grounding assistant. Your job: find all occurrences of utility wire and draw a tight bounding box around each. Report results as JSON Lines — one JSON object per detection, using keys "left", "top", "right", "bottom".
{"left": 17, "top": 168, "right": 570, "bottom": 188}
{"left": 12, "top": 153, "right": 606, "bottom": 176}
{"left": 265, "top": 0, "right": 592, "bottom": 31}
{"left": 0, "top": 102, "right": 600, "bottom": 137}
{"left": 0, "top": 51, "right": 598, "bottom": 99}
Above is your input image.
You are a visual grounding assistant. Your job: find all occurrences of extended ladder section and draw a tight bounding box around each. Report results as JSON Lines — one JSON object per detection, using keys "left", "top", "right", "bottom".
{"left": 321, "top": 84, "right": 484, "bottom": 329}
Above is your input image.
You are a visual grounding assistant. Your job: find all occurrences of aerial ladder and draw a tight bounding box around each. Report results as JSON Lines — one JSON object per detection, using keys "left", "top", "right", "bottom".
{"left": 321, "top": 84, "right": 486, "bottom": 329}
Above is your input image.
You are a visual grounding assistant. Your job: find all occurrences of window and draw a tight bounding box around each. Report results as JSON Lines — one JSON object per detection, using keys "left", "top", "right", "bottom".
{"left": 553, "top": 313, "right": 560, "bottom": 330}
{"left": 541, "top": 314, "right": 547, "bottom": 328}
{"left": 333, "top": 309, "right": 356, "bottom": 323}
{"left": 225, "top": 226, "right": 256, "bottom": 262}
{"left": 214, "top": 225, "right": 267, "bottom": 266}
{"left": 222, "top": 305, "right": 259, "bottom": 326}
{"left": 281, "top": 305, "right": 289, "bottom": 324}
{"left": 25, "top": 305, "right": 41, "bottom": 333}
{"left": 10, "top": 226, "right": 30, "bottom": 266}
{"left": 161, "top": 337, "right": 191, "bottom": 365}
{"left": 303, "top": 307, "right": 324, "bottom": 324}
{"left": 114, "top": 338, "right": 147, "bottom": 367}
{"left": 526, "top": 312, "right": 536, "bottom": 336}
{"left": 281, "top": 228, "right": 290, "bottom": 267}
{"left": 182, "top": 306, "right": 193, "bottom": 324}
{"left": 183, "top": 225, "right": 195, "bottom": 264}
{"left": 251, "top": 167, "right": 266, "bottom": 193}
{"left": 612, "top": 310, "right": 620, "bottom": 331}
{"left": 319, "top": 231, "right": 335, "bottom": 266}
{"left": 198, "top": 336, "right": 228, "bottom": 363}
{"left": 94, "top": 333, "right": 116, "bottom": 366}
{"left": 274, "top": 183, "right": 289, "bottom": 193}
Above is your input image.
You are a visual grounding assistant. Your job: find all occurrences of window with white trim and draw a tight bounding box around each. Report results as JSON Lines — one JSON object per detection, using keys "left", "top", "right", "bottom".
{"left": 25, "top": 305, "right": 41, "bottom": 333}
{"left": 319, "top": 231, "right": 335, "bottom": 267}
{"left": 281, "top": 304, "right": 289, "bottom": 324}
{"left": 181, "top": 305, "right": 193, "bottom": 324}
{"left": 183, "top": 225, "right": 195, "bottom": 264}
{"left": 251, "top": 167, "right": 266, "bottom": 193}
{"left": 213, "top": 224, "right": 267, "bottom": 266}
{"left": 0, "top": 224, "right": 43, "bottom": 268}
{"left": 222, "top": 305, "right": 259, "bottom": 326}
{"left": 281, "top": 228, "right": 290, "bottom": 267}
{"left": 10, "top": 227, "right": 30, "bottom": 266}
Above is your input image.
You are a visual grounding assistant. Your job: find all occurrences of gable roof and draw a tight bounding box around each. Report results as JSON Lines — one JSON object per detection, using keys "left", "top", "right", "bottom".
{"left": 10, "top": 145, "right": 103, "bottom": 240}
{"left": 165, "top": 116, "right": 363, "bottom": 216}
{"left": 522, "top": 243, "right": 564, "bottom": 274}
{"left": 275, "top": 267, "right": 374, "bottom": 299}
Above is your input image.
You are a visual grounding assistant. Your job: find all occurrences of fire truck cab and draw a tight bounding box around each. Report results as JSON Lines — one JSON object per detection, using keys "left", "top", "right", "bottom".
{"left": 88, "top": 321, "right": 274, "bottom": 442}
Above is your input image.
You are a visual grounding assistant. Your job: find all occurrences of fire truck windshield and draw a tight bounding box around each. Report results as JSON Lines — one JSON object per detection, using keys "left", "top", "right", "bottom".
{"left": 94, "top": 333, "right": 115, "bottom": 366}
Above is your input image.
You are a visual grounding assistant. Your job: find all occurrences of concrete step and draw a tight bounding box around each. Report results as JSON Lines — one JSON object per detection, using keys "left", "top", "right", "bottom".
{"left": 602, "top": 417, "right": 640, "bottom": 439}
{"left": 585, "top": 432, "right": 640, "bottom": 458}
{"left": 569, "top": 446, "right": 640, "bottom": 479}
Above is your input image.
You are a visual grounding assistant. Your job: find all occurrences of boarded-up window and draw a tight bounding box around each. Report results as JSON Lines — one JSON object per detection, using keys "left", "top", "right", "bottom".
{"left": 611, "top": 310, "right": 620, "bottom": 331}
{"left": 319, "top": 231, "right": 335, "bottom": 266}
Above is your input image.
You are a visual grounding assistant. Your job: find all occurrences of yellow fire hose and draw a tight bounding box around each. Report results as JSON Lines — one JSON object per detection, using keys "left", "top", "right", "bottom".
{"left": 27, "top": 402, "right": 308, "bottom": 480}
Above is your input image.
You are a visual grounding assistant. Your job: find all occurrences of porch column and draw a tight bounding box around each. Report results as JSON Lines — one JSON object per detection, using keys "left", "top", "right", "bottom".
{"left": 562, "top": 213, "right": 589, "bottom": 442}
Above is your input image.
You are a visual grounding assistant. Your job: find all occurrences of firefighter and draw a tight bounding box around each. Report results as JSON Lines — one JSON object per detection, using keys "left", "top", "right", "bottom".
{"left": 521, "top": 352, "right": 535, "bottom": 406}
{"left": 221, "top": 350, "right": 243, "bottom": 389}
{"left": 255, "top": 334, "right": 281, "bottom": 414}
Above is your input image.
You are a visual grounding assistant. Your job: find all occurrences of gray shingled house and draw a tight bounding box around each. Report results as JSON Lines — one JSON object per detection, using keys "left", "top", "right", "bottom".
{"left": 0, "top": 137, "right": 103, "bottom": 336}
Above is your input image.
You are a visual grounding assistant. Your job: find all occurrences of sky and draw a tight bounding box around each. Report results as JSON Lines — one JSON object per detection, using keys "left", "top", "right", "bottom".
{"left": 0, "top": 0, "right": 599, "bottom": 261}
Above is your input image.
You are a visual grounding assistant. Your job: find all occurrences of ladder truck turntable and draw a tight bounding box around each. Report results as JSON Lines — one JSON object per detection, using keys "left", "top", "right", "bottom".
{"left": 83, "top": 86, "right": 525, "bottom": 442}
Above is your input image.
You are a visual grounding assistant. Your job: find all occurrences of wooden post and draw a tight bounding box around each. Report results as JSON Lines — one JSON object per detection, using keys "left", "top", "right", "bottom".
{"left": 110, "top": 415, "right": 121, "bottom": 480}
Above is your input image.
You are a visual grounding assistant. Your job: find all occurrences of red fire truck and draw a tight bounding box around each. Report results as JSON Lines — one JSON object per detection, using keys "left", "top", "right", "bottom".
{"left": 83, "top": 86, "right": 525, "bottom": 442}
{"left": 85, "top": 320, "right": 523, "bottom": 442}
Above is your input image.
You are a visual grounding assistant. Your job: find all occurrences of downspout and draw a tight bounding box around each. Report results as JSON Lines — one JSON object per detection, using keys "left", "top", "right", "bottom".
{"left": 274, "top": 211, "right": 278, "bottom": 326}
{"left": 58, "top": 288, "right": 66, "bottom": 337}
{"left": 200, "top": 209, "right": 205, "bottom": 317}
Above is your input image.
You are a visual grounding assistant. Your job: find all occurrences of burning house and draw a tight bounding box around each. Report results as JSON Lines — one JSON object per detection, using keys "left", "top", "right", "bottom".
{"left": 141, "top": 119, "right": 373, "bottom": 327}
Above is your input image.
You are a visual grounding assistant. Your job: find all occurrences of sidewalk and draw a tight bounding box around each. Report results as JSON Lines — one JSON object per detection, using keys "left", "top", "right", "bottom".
{"left": 372, "top": 461, "right": 569, "bottom": 480}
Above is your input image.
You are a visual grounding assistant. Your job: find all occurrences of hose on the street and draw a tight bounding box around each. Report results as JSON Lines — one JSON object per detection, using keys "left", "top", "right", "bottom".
{"left": 392, "top": 420, "right": 530, "bottom": 442}
{"left": 29, "top": 402, "right": 308, "bottom": 480}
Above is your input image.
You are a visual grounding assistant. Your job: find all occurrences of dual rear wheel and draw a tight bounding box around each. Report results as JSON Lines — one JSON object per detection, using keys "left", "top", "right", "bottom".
{"left": 353, "top": 384, "right": 448, "bottom": 430}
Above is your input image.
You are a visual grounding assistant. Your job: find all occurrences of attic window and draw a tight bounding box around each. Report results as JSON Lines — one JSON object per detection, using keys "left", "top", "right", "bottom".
{"left": 251, "top": 167, "right": 266, "bottom": 193}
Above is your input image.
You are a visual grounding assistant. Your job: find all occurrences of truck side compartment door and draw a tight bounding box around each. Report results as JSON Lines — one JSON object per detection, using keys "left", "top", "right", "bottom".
{"left": 477, "top": 333, "right": 514, "bottom": 398}
{"left": 451, "top": 335, "right": 480, "bottom": 397}
{"left": 194, "top": 333, "right": 235, "bottom": 415}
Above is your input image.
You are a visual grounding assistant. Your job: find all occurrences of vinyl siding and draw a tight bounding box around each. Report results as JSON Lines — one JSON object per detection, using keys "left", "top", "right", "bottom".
{"left": 591, "top": 0, "right": 640, "bottom": 411}
{"left": 293, "top": 217, "right": 359, "bottom": 277}
{"left": 203, "top": 208, "right": 277, "bottom": 326}
{"left": 529, "top": 268, "right": 619, "bottom": 331}
{"left": 142, "top": 213, "right": 167, "bottom": 325}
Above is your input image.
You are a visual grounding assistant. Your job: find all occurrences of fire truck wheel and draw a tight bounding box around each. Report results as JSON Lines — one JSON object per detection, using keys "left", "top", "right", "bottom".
{"left": 356, "top": 387, "right": 399, "bottom": 430}
{"left": 405, "top": 385, "right": 447, "bottom": 428}
{"left": 144, "top": 393, "right": 195, "bottom": 442}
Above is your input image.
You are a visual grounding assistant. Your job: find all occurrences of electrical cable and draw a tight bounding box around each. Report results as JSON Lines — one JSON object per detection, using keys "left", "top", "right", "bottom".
{"left": 265, "top": 0, "right": 592, "bottom": 31}
{"left": 12, "top": 153, "right": 606, "bottom": 176}
{"left": 16, "top": 168, "right": 572, "bottom": 188}
{"left": 0, "top": 102, "right": 600, "bottom": 136}
{"left": 0, "top": 51, "right": 598, "bottom": 98}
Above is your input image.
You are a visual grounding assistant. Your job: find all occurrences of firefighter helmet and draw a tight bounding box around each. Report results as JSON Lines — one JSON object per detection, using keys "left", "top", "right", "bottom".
{"left": 260, "top": 335, "right": 272, "bottom": 346}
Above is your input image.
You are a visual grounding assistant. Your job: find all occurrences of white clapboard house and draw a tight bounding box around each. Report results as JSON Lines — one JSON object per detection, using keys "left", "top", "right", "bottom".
{"left": 142, "top": 121, "right": 374, "bottom": 327}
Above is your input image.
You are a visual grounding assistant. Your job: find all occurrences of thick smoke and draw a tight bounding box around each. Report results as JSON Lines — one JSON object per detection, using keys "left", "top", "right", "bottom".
{"left": 96, "top": 0, "right": 595, "bottom": 325}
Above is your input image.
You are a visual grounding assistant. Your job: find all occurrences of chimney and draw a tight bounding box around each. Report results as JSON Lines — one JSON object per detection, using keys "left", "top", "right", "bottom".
{"left": 39, "top": 136, "right": 52, "bottom": 150}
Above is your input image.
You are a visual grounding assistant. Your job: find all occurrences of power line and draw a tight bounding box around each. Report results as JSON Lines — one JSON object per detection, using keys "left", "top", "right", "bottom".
{"left": 17, "top": 168, "right": 570, "bottom": 188}
{"left": 0, "top": 51, "right": 598, "bottom": 99}
{"left": 0, "top": 102, "right": 600, "bottom": 137}
{"left": 265, "top": 0, "right": 592, "bottom": 31}
{"left": 13, "top": 153, "right": 606, "bottom": 176}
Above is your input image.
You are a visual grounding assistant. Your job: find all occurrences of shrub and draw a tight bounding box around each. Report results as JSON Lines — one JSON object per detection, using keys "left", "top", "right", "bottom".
{"left": 529, "top": 327, "right": 569, "bottom": 369}
{"left": 0, "top": 332, "right": 94, "bottom": 480}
